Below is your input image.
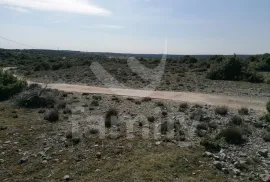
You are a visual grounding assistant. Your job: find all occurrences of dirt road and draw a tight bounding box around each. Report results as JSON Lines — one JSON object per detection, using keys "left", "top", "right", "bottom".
{"left": 36, "top": 82, "right": 266, "bottom": 111}
{"left": 2, "top": 67, "right": 268, "bottom": 111}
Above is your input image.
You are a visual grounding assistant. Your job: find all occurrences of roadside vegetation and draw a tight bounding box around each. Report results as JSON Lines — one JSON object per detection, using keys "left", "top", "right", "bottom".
{"left": 0, "top": 70, "right": 26, "bottom": 101}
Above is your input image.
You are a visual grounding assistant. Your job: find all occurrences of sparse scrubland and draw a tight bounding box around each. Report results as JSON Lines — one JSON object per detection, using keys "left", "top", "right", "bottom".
{"left": 0, "top": 49, "right": 270, "bottom": 181}
{"left": 1, "top": 49, "right": 270, "bottom": 98}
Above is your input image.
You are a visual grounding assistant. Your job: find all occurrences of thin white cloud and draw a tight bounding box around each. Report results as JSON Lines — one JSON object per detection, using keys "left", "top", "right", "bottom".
{"left": 0, "top": 0, "right": 111, "bottom": 16}
{"left": 5, "top": 6, "right": 30, "bottom": 13}
{"left": 83, "top": 24, "right": 124, "bottom": 30}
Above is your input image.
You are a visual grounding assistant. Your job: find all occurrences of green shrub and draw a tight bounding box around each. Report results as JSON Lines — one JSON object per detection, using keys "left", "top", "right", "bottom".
{"left": 44, "top": 109, "right": 59, "bottom": 122}
{"left": 179, "top": 103, "right": 188, "bottom": 112}
{"left": 142, "top": 97, "right": 152, "bottom": 102}
{"left": 217, "top": 127, "right": 245, "bottom": 145}
{"left": 162, "top": 111, "right": 168, "bottom": 117}
{"left": 200, "top": 137, "right": 223, "bottom": 153}
{"left": 92, "top": 95, "right": 102, "bottom": 100}
{"left": 244, "top": 71, "right": 264, "bottom": 83}
{"left": 238, "top": 107, "right": 249, "bottom": 115}
{"left": 147, "top": 116, "right": 155, "bottom": 123}
{"left": 156, "top": 101, "right": 164, "bottom": 107}
{"left": 33, "top": 62, "right": 50, "bottom": 71}
{"left": 230, "top": 115, "right": 243, "bottom": 126}
{"left": 215, "top": 106, "right": 228, "bottom": 116}
{"left": 14, "top": 88, "right": 56, "bottom": 108}
{"left": 207, "top": 57, "right": 243, "bottom": 81}
{"left": 207, "top": 56, "right": 264, "bottom": 83}
{"left": 127, "top": 97, "right": 135, "bottom": 101}
{"left": 0, "top": 71, "right": 27, "bottom": 101}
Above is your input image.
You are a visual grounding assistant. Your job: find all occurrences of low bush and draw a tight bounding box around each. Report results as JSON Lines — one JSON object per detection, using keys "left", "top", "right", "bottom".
{"left": 230, "top": 115, "right": 243, "bottom": 126}
{"left": 156, "top": 101, "right": 164, "bottom": 107}
{"left": 215, "top": 106, "right": 228, "bottom": 116}
{"left": 179, "top": 103, "right": 188, "bottom": 112}
{"left": 91, "top": 100, "right": 99, "bottom": 106}
{"left": 112, "top": 96, "right": 120, "bottom": 102}
{"left": 161, "top": 121, "right": 168, "bottom": 134}
{"left": 217, "top": 127, "right": 245, "bottom": 145}
{"left": 127, "top": 97, "right": 135, "bottom": 101}
{"left": 147, "top": 116, "right": 155, "bottom": 123}
{"left": 135, "top": 100, "right": 141, "bottom": 105}
{"left": 56, "top": 101, "right": 66, "bottom": 109}
{"left": 142, "top": 97, "right": 152, "bottom": 102}
{"left": 244, "top": 71, "right": 264, "bottom": 83}
{"left": 196, "top": 123, "right": 208, "bottom": 130}
{"left": 14, "top": 87, "right": 55, "bottom": 108}
{"left": 44, "top": 109, "right": 59, "bottom": 122}
{"left": 200, "top": 137, "right": 222, "bottom": 153}
{"left": 0, "top": 71, "right": 27, "bottom": 101}
{"left": 162, "top": 111, "right": 168, "bottom": 117}
{"left": 105, "top": 108, "right": 118, "bottom": 128}
{"left": 238, "top": 107, "right": 249, "bottom": 115}
{"left": 92, "top": 95, "right": 102, "bottom": 100}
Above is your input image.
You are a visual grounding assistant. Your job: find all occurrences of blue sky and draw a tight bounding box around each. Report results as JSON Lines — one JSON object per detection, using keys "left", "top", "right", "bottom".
{"left": 0, "top": 0, "right": 270, "bottom": 54}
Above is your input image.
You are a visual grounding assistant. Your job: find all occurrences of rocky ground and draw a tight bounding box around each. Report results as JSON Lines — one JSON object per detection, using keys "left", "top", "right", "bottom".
{"left": 0, "top": 89, "right": 270, "bottom": 181}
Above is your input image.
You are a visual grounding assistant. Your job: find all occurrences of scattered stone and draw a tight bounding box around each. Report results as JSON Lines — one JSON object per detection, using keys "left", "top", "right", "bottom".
{"left": 239, "top": 152, "right": 247, "bottom": 158}
{"left": 234, "top": 160, "right": 247, "bottom": 170}
{"left": 219, "top": 153, "right": 226, "bottom": 161}
{"left": 203, "top": 151, "right": 213, "bottom": 158}
{"left": 260, "top": 173, "right": 270, "bottom": 182}
{"left": 63, "top": 175, "right": 70, "bottom": 181}
{"left": 155, "top": 141, "right": 161, "bottom": 146}
{"left": 19, "top": 157, "right": 28, "bottom": 164}
{"left": 232, "top": 168, "right": 241, "bottom": 176}
{"left": 213, "top": 161, "right": 223, "bottom": 170}
{"left": 4, "top": 141, "right": 11, "bottom": 144}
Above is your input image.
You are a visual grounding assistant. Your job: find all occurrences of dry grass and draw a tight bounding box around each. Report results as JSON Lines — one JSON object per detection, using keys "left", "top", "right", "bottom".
{"left": 0, "top": 103, "right": 229, "bottom": 182}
